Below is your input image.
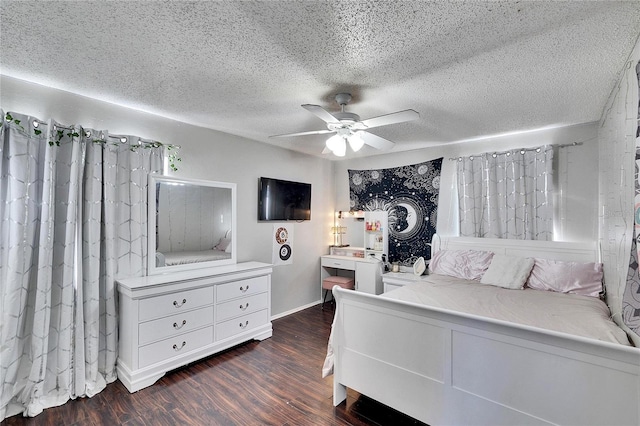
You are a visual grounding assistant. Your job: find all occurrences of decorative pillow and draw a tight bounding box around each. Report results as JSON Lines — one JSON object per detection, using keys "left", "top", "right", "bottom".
{"left": 214, "top": 237, "right": 231, "bottom": 251}
{"left": 527, "top": 258, "right": 603, "bottom": 297}
{"left": 428, "top": 249, "right": 494, "bottom": 281}
{"left": 480, "top": 254, "right": 534, "bottom": 290}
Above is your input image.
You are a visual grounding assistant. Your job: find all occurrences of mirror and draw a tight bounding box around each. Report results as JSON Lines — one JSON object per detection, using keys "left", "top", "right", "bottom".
{"left": 148, "top": 174, "right": 236, "bottom": 275}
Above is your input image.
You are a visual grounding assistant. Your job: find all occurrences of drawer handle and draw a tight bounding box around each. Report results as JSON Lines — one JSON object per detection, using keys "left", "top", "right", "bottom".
{"left": 173, "top": 319, "right": 187, "bottom": 329}
{"left": 173, "top": 298, "right": 187, "bottom": 308}
{"left": 240, "top": 303, "right": 249, "bottom": 311}
{"left": 239, "top": 320, "right": 249, "bottom": 329}
{"left": 239, "top": 285, "right": 249, "bottom": 293}
{"left": 172, "top": 341, "right": 186, "bottom": 351}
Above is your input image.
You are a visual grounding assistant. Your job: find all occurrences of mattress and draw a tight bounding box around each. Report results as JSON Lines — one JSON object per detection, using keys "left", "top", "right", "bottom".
{"left": 382, "top": 273, "right": 631, "bottom": 346}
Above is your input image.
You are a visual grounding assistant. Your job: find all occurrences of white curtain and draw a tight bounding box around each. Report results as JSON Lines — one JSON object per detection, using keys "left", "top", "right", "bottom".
{"left": 623, "top": 61, "right": 640, "bottom": 341}
{"left": 0, "top": 111, "right": 163, "bottom": 419}
{"left": 457, "top": 146, "right": 553, "bottom": 240}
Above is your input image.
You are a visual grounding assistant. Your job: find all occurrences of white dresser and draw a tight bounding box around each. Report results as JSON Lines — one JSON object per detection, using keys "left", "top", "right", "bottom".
{"left": 117, "top": 261, "right": 272, "bottom": 392}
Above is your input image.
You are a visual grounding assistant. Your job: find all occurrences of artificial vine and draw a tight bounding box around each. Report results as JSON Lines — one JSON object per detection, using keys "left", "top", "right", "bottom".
{"left": 166, "top": 145, "right": 182, "bottom": 172}
{"left": 50, "top": 129, "right": 79, "bottom": 146}
{"left": 106, "top": 139, "right": 182, "bottom": 172}
{"left": 4, "top": 112, "right": 25, "bottom": 132}
{"left": 91, "top": 139, "right": 181, "bottom": 171}
{"left": 4, "top": 112, "right": 181, "bottom": 171}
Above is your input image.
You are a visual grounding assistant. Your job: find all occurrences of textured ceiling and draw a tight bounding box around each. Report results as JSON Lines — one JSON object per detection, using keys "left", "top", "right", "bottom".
{"left": 1, "top": 1, "right": 640, "bottom": 159}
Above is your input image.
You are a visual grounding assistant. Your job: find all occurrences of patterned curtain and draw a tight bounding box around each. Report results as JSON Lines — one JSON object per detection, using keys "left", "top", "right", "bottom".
{"left": 0, "top": 111, "right": 163, "bottom": 419}
{"left": 457, "top": 146, "right": 553, "bottom": 240}
{"left": 623, "top": 61, "right": 640, "bottom": 339}
{"left": 348, "top": 159, "right": 442, "bottom": 264}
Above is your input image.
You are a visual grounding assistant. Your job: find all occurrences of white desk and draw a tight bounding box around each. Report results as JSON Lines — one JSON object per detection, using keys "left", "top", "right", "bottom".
{"left": 382, "top": 271, "right": 430, "bottom": 293}
{"left": 320, "top": 255, "right": 383, "bottom": 297}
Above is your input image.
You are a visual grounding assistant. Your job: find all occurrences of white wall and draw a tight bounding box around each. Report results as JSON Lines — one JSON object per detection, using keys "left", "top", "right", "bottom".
{"left": 0, "top": 75, "right": 336, "bottom": 317}
{"left": 334, "top": 122, "right": 600, "bottom": 243}
{"left": 0, "top": 73, "right": 612, "bottom": 319}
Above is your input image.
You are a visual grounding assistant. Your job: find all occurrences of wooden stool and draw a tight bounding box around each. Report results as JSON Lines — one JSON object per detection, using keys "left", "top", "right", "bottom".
{"left": 322, "top": 276, "right": 355, "bottom": 309}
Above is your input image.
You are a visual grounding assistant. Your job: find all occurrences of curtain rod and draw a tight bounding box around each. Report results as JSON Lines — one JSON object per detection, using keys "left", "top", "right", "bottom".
{"left": 448, "top": 141, "right": 583, "bottom": 161}
{"left": 29, "top": 119, "right": 174, "bottom": 147}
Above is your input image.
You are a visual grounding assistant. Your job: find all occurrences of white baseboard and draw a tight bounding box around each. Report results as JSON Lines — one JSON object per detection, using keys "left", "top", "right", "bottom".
{"left": 271, "top": 300, "right": 321, "bottom": 320}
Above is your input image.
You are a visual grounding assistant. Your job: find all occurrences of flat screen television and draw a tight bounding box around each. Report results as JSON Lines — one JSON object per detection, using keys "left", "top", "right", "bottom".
{"left": 258, "top": 177, "right": 311, "bottom": 221}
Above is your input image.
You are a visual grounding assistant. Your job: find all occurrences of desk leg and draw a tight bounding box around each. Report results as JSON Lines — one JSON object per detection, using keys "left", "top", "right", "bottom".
{"left": 320, "top": 265, "right": 332, "bottom": 303}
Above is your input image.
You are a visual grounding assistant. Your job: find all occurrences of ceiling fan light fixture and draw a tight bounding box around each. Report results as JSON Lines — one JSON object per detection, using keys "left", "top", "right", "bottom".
{"left": 333, "top": 138, "right": 347, "bottom": 156}
{"left": 348, "top": 131, "right": 364, "bottom": 152}
{"left": 326, "top": 134, "right": 343, "bottom": 152}
{"left": 326, "top": 133, "right": 347, "bottom": 156}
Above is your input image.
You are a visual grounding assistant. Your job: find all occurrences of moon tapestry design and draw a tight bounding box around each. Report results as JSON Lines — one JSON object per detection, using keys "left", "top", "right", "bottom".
{"left": 349, "top": 158, "right": 443, "bottom": 263}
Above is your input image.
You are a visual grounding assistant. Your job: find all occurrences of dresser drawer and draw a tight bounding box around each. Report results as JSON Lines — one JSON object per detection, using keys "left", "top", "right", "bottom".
{"left": 216, "top": 293, "right": 269, "bottom": 322}
{"left": 139, "top": 286, "right": 213, "bottom": 322}
{"left": 217, "top": 276, "right": 269, "bottom": 302}
{"left": 321, "top": 257, "right": 356, "bottom": 270}
{"left": 215, "top": 309, "right": 269, "bottom": 341}
{"left": 139, "top": 306, "right": 213, "bottom": 346}
{"left": 138, "top": 326, "right": 213, "bottom": 368}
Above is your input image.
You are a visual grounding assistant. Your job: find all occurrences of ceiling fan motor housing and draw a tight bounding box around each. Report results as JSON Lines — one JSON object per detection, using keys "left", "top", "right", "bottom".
{"left": 331, "top": 111, "right": 360, "bottom": 124}
{"left": 330, "top": 93, "right": 362, "bottom": 129}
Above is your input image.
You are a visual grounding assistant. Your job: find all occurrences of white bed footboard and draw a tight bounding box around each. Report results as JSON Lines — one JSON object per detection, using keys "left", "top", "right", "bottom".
{"left": 332, "top": 288, "right": 640, "bottom": 426}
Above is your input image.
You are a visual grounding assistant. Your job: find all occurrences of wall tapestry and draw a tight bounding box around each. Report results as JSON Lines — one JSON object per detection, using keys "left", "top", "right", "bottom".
{"left": 272, "top": 224, "right": 294, "bottom": 266}
{"left": 349, "top": 158, "right": 443, "bottom": 264}
{"left": 623, "top": 60, "right": 640, "bottom": 338}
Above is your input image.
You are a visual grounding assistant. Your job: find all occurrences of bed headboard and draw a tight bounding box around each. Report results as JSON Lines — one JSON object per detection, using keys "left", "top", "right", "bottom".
{"left": 433, "top": 236, "right": 598, "bottom": 263}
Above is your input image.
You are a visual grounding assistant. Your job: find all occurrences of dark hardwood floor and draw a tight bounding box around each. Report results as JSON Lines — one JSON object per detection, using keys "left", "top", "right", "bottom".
{"left": 3, "top": 303, "right": 426, "bottom": 426}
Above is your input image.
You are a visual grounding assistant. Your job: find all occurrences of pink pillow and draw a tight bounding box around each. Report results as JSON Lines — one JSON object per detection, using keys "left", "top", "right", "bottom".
{"left": 527, "top": 258, "right": 603, "bottom": 297}
{"left": 214, "top": 237, "right": 231, "bottom": 251}
{"left": 429, "top": 249, "right": 494, "bottom": 281}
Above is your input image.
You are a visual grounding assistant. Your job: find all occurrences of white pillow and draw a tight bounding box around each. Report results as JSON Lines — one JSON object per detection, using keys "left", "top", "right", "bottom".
{"left": 480, "top": 254, "right": 534, "bottom": 290}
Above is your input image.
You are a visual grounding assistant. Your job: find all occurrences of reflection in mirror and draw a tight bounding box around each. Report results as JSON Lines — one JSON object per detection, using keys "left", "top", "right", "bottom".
{"left": 148, "top": 175, "right": 236, "bottom": 275}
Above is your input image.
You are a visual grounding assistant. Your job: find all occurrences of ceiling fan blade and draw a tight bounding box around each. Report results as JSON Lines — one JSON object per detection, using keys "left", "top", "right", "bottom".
{"left": 270, "top": 129, "right": 334, "bottom": 138}
{"left": 321, "top": 146, "right": 332, "bottom": 154}
{"left": 302, "top": 104, "right": 340, "bottom": 123}
{"left": 359, "top": 109, "right": 419, "bottom": 129}
{"left": 360, "top": 131, "right": 395, "bottom": 150}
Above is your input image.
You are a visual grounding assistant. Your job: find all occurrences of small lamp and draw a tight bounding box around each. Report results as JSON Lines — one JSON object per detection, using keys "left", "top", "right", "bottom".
{"left": 331, "top": 225, "right": 347, "bottom": 246}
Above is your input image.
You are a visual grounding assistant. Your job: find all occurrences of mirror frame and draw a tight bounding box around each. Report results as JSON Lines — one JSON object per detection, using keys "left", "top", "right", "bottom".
{"left": 148, "top": 174, "right": 237, "bottom": 275}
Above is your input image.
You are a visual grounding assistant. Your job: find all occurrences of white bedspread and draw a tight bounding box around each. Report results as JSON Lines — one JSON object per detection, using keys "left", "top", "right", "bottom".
{"left": 382, "top": 274, "right": 631, "bottom": 346}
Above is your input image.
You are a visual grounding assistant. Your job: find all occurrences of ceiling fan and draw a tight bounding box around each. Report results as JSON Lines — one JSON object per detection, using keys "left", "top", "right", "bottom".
{"left": 270, "top": 93, "right": 420, "bottom": 156}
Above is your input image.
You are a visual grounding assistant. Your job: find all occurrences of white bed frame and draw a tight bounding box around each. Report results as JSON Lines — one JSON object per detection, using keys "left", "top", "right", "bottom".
{"left": 331, "top": 237, "right": 640, "bottom": 426}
